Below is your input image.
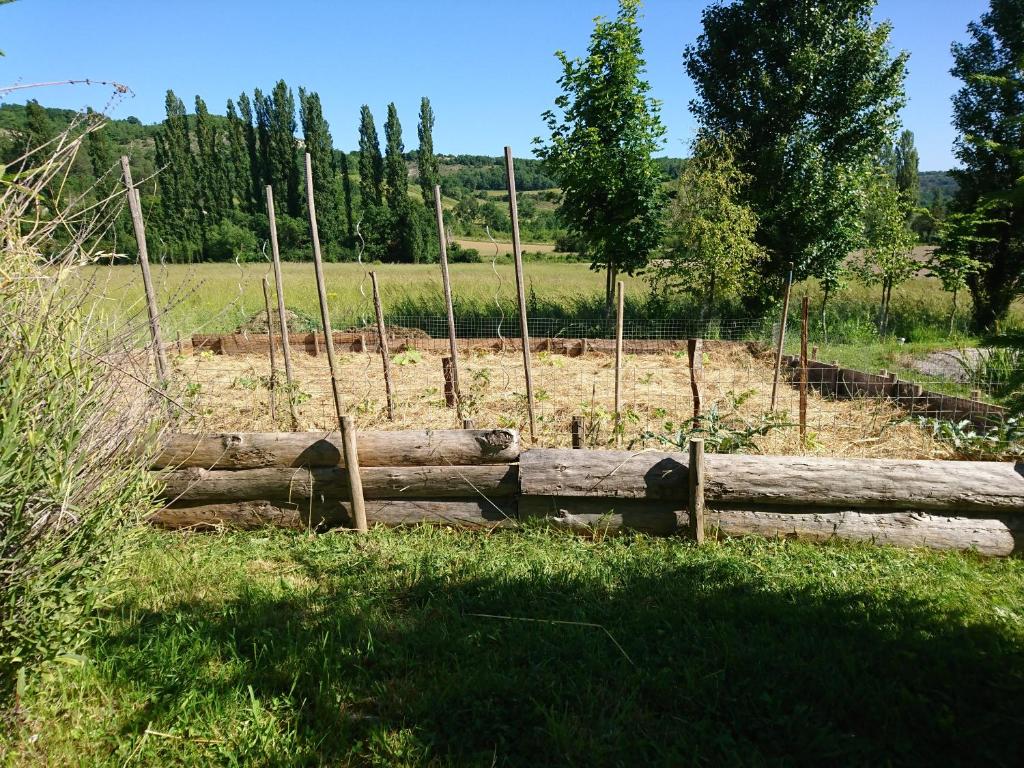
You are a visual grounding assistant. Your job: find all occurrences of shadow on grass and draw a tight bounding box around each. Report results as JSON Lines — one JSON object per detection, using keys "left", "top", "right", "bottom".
{"left": 98, "top": 540, "right": 1024, "bottom": 766}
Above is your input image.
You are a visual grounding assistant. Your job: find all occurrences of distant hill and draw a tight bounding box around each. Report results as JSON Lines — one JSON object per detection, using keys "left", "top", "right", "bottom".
{"left": 920, "top": 170, "right": 957, "bottom": 202}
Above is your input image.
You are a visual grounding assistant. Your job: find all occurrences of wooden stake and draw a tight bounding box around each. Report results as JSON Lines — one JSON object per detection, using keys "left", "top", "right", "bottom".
{"left": 340, "top": 415, "right": 369, "bottom": 533}
{"left": 503, "top": 147, "right": 536, "bottom": 442}
{"left": 571, "top": 415, "right": 585, "bottom": 449}
{"left": 304, "top": 152, "right": 345, "bottom": 428}
{"left": 688, "top": 438, "right": 705, "bottom": 544}
{"left": 687, "top": 338, "right": 703, "bottom": 427}
{"left": 800, "top": 296, "right": 809, "bottom": 442}
{"left": 120, "top": 156, "right": 168, "bottom": 384}
{"left": 433, "top": 184, "right": 462, "bottom": 420}
{"left": 614, "top": 280, "right": 625, "bottom": 444}
{"left": 442, "top": 356, "right": 456, "bottom": 408}
{"left": 370, "top": 271, "right": 395, "bottom": 421}
{"left": 262, "top": 276, "right": 278, "bottom": 422}
{"left": 770, "top": 262, "right": 795, "bottom": 410}
{"left": 462, "top": 418, "right": 475, "bottom": 429}
{"left": 266, "top": 185, "right": 298, "bottom": 429}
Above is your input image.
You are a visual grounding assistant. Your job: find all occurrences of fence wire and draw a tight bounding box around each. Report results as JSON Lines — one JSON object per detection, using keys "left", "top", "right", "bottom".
{"left": 161, "top": 312, "right": 1020, "bottom": 461}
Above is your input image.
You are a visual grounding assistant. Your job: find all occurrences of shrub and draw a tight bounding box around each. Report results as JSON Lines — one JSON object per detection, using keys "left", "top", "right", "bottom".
{"left": 0, "top": 121, "right": 161, "bottom": 712}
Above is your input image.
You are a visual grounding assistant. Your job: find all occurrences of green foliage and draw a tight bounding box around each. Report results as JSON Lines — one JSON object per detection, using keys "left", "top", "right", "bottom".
{"left": 358, "top": 105, "right": 384, "bottom": 208}
{"left": 299, "top": 88, "right": 342, "bottom": 248}
{"left": 928, "top": 209, "right": 998, "bottom": 333}
{"left": 639, "top": 391, "right": 793, "bottom": 454}
{"left": 684, "top": 0, "right": 908, "bottom": 309}
{"left": 951, "top": 0, "right": 1024, "bottom": 330}
{"left": 915, "top": 416, "right": 1024, "bottom": 459}
{"left": 205, "top": 217, "right": 259, "bottom": 261}
{"left": 894, "top": 129, "right": 921, "bottom": 208}
{"left": 416, "top": 97, "right": 440, "bottom": 208}
{"left": 0, "top": 132, "right": 158, "bottom": 710}
{"left": 535, "top": 0, "right": 667, "bottom": 311}
{"left": 852, "top": 166, "right": 918, "bottom": 334}
{"left": 650, "top": 133, "right": 765, "bottom": 314}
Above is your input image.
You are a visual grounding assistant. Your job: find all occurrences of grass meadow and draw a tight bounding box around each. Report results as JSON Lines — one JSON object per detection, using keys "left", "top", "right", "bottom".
{"left": 5, "top": 527, "right": 1024, "bottom": 766}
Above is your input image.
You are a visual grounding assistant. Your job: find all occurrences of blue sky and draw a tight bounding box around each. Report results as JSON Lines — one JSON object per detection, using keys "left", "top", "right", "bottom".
{"left": 1, "top": 0, "right": 989, "bottom": 170}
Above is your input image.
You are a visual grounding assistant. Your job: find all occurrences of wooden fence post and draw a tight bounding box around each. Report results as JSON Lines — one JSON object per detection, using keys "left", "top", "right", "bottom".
{"left": 687, "top": 338, "right": 703, "bottom": 427}
{"left": 442, "top": 356, "right": 457, "bottom": 408}
{"left": 266, "top": 185, "right": 298, "bottom": 429}
{"left": 433, "top": 185, "right": 462, "bottom": 420}
{"left": 262, "top": 276, "right": 278, "bottom": 422}
{"left": 688, "top": 438, "right": 705, "bottom": 544}
{"left": 503, "top": 147, "right": 537, "bottom": 443}
{"left": 120, "top": 156, "right": 168, "bottom": 384}
{"left": 571, "top": 415, "right": 585, "bottom": 449}
{"left": 800, "top": 296, "right": 809, "bottom": 442}
{"left": 462, "top": 418, "right": 475, "bottom": 429}
{"left": 370, "top": 271, "right": 395, "bottom": 421}
{"left": 305, "top": 153, "right": 369, "bottom": 530}
{"left": 614, "top": 280, "right": 625, "bottom": 444}
{"left": 340, "top": 415, "right": 369, "bottom": 533}
{"left": 770, "top": 262, "right": 795, "bottom": 411}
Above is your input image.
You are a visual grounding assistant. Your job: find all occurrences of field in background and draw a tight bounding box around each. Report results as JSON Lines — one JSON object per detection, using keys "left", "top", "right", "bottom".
{"left": 7, "top": 528, "right": 1023, "bottom": 765}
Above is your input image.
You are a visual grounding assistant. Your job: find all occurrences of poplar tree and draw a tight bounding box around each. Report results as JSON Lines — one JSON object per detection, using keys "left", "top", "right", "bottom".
{"left": 339, "top": 150, "right": 355, "bottom": 241}
{"left": 237, "top": 92, "right": 262, "bottom": 210}
{"left": 299, "top": 88, "right": 341, "bottom": 249}
{"left": 253, "top": 88, "right": 273, "bottom": 207}
{"left": 268, "top": 80, "right": 300, "bottom": 216}
{"left": 225, "top": 98, "right": 251, "bottom": 213}
{"left": 894, "top": 129, "right": 920, "bottom": 208}
{"left": 417, "top": 96, "right": 440, "bottom": 208}
{"left": 193, "top": 95, "right": 224, "bottom": 239}
{"left": 358, "top": 105, "right": 384, "bottom": 207}
{"left": 384, "top": 102, "right": 408, "bottom": 211}
{"left": 156, "top": 89, "right": 198, "bottom": 260}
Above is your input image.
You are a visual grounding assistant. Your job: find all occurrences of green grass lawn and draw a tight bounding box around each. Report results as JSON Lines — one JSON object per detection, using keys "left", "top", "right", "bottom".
{"left": 7, "top": 527, "right": 1024, "bottom": 766}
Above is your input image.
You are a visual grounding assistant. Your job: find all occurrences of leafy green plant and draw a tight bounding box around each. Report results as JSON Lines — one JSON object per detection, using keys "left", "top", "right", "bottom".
{"left": 392, "top": 350, "right": 423, "bottom": 366}
{"left": 638, "top": 403, "right": 792, "bottom": 454}
{"left": 955, "top": 346, "right": 1024, "bottom": 396}
{"left": 914, "top": 416, "right": 1024, "bottom": 460}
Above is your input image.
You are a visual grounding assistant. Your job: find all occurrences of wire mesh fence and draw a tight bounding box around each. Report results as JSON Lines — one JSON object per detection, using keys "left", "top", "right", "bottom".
{"left": 161, "top": 312, "right": 1019, "bottom": 460}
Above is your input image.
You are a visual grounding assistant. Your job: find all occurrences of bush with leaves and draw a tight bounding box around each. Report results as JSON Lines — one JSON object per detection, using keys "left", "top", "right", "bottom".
{"left": 0, "top": 118, "right": 161, "bottom": 712}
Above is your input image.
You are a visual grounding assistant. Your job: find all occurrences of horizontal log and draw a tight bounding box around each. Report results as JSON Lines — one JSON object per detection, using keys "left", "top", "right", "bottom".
{"left": 152, "top": 498, "right": 517, "bottom": 531}
{"left": 520, "top": 496, "right": 1023, "bottom": 556}
{"left": 519, "top": 449, "right": 1024, "bottom": 513}
{"left": 519, "top": 496, "right": 679, "bottom": 535}
{"left": 150, "top": 429, "right": 519, "bottom": 469}
{"left": 156, "top": 464, "right": 518, "bottom": 503}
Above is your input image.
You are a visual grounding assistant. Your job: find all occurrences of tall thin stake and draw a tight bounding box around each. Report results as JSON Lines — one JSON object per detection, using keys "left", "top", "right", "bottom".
{"left": 306, "top": 153, "right": 366, "bottom": 533}
{"left": 120, "top": 156, "right": 168, "bottom": 384}
{"left": 262, "top": 276, "right": 278, "bottom": 422}
{"left": 266, "top": 185, "right": 298, "bottom": 428}
{"left": 304, "top": 152, "right": 344, "bottom": 425}
{"left": 504, "top": 147, "right": 537, "bottom": 442}
{"left": 433, "top": 185, "right": 462, "bottom": 420}
{"left": 614, "top": 280, "right": 625, "bottom": 444}
{"left": 369, "top": 271, "right": 395, "bottom": 421}
{"left": 688, "top": 438, "right": 706, "bottom": 544}
{"left": 799, "top": 295, "right": 809, "bottom": 442}
{"left": 770, "top": 261, "right": 795, "bottom": 411}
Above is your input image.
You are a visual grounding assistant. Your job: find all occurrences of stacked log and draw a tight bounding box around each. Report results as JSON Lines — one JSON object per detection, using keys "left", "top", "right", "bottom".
{"left": 518, "top": 449, "right": 1024, "bottom": 556}
{"left": 149, "top": 432, "right": 1024, "bottom": 556}
{"left": 151, "top": 429, "right": 519, "bottom": 531}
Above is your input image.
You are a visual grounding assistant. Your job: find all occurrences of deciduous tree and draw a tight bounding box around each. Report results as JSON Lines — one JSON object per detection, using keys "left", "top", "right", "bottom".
{"left": 535, "top": 0, "right": 666, "bottom": 313}
{"left": 417, "top": 97, "right": 440, "bottom": 208}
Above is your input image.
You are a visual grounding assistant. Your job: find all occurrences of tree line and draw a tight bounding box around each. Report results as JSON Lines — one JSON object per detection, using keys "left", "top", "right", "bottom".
{"left": 536, "top": 0, "right": 1023, "bottom": 332}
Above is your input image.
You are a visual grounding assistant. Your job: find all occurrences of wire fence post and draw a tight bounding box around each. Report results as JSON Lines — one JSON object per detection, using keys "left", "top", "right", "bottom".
{"left": 688, "top": 437, "right": 705, "bottom": 544}
{"left": 800, "top": 295, "right": 809, "bottom": 442}
{"left": 266, "top": 185, "right": 299, "bottom": 429}
{"left": 770, "top": 261, "right": 795, "bottom": 411}
{"left": 614, "top": 280, "right": 625, "bottom": 444}
{"left": 503, "top": 147, "right": 537, "bottom": 443}
{"left": 340, "top": 415, "right": 369, "bottom": 533}
{"left": 571, "top": 415, "right": 585, "bottom": 449}
{"left": 688, "top": 338, "right": 703, "bottom": 427}
{"left": 433, "top": 184, "right": 462, "bottom": 421}
{"left": 261, "top": 276, "right": 278, "bottom": 423}
{"left": 120, "top": 156, "right": 168, "bottom": 385}
{"left": 370, "top": 271, "right": 395, "bottom": 421}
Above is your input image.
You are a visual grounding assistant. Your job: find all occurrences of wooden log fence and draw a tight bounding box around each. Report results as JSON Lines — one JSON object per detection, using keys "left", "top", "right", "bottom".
{"left": 148, "top": 430, "right": 1024, "bottom": 556}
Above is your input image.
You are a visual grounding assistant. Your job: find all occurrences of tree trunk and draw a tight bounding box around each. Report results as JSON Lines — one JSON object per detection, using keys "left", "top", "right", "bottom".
{"left": 821, "top": 284, "right": 830, "bottom": 346}
{"left": 949, "top": 287, "right": 958, "bottom": 337}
